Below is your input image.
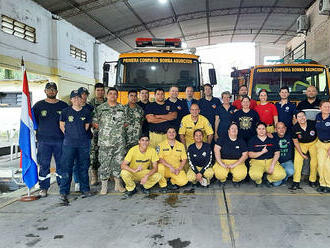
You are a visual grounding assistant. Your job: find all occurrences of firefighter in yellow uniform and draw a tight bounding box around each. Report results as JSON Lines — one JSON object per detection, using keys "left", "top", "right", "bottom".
{"left": 179, "top": 103, "right": 214, "bottom": 148}
{"left": 157, "top": 127, "right": 188, "bottom": 190}
{"left": 120, "top": 134, "right": 162, "bottom": 197}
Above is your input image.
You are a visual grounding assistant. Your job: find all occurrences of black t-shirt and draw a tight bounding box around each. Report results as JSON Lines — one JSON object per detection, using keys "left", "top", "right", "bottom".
{"left": 248, "top": 136, "right": 279, "bottom": 160}
{"left": 145, "top": 101, "right": 176, "bottom": 133}
{"left": 292, "top": 120, "right": 317, "bottom": 143}
{"left": 60, "top": 106, "right": 92, "bottom": 147}
{"left": 217, "top": 136, "right": 247, "bottom": 160}
{"left": 296, "top": 98, "right": 321, "bottom": 111}
{"left": 165, "top": 98, "right": 185, "bottom": 130}
{"left": 273, "top": 133, "right": 294, "bottom": 163}
{"left": 33, "top": 100, "right": 68, "bottom": 142}
{"left": 187, "top": 142, "right": 212, "bottom": 174}
{"left": 233, "top": 109, "right": 260, "bottom": 142}
{"left": 137, "top": 101, "right": 149, "bottom": 111}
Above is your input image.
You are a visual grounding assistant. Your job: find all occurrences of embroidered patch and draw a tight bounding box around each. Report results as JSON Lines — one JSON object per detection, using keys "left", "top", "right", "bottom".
{"left": 41, "top": 110, "right": 47, "bottom": 117}
{"left": 68, "top": 116, "right": 74, "bottom": 122}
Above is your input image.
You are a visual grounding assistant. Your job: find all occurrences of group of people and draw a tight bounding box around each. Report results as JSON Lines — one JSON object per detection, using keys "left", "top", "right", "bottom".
{"left": 32, "top": 82, "right": 330, "bottom": 202}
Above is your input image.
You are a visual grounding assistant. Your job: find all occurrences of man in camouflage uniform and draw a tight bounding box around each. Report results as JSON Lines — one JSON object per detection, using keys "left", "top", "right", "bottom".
{"left": 88, "top": 83, "right": 106, "bottom": 185}
{"left": 93, "top": 87, "right": 127, "bottom": 194}
{"left": 125, "top": 90, "right": 144, "bottom": 150}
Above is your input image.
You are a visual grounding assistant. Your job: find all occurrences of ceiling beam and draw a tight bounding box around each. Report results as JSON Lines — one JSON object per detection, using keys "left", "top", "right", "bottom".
{"left": 230, "top": 0, "right": 244, "bottom": 42}
{"left": 123, "top": 0, "right": 155, "bottom": 38}
{"left": 169, "top": 0, "right": 186, "bottom": 41}
{"left": 62, "top": 0, "right": 133, "bottom": 49}
{"left": 273, "top": 19, "right": 297, "bottom": 44}
{"left": 206, "top": 0, "right": 210, "bottom": 45}
{"left": 252, "top": 0, "right": 280, "bottom": 42}
{"left": 97, "top": 6, "right": 304, "bottom": 41}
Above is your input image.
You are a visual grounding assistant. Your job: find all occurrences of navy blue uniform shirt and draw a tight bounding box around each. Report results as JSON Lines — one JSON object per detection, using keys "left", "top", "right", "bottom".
{"left": 83, "top": 103, "right": 94, "bottom": 139}
{"left": 217, "top": 136, "right": 247, "bottom": 160}
{"left": 165, "top": 98, "right": 185, "bottom": 130}
{"left": 248, "top": 136, "right": 279, "bottom": 160}
{"left": 273, "top": 132, "right": 294, "bottom": 163}
{"left": 297, "top": 98, "right": 321, "bottom": 111}
{"left": 233, "top": 109, "right": 260, "bottom": 142}
{"left": 215, "top": 104, "right": 236, "bottom": 136}
{"left": 198, "top": 97, "right": 221, "bottom": 128}
{"left": 33, "top": 100, "right": 68, "bottom": 142}
{"left": 60, "top": 106, "right": 92, "bottom": 147}
{"left": 275, "top": 101, "right": 296, "bottom": 130}
{"left": 145, "top": 101, "right": 176, "bottom": 133}
{"left": 181, "top": 98, "right": 198, "bottom": 118}
{"left": 315, "top": 113, "right": 330, "bottom": 142}
{"left": 187, "top": 142, "right": 213, "bottom": 174}
{"left": 292, "top": 120, "right": 317, "bottom": 143}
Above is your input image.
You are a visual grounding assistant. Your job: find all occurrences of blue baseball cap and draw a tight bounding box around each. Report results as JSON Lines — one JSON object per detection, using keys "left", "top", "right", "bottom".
{"left": 70, "top": 90, "right": 81, "bottom": 99}
{"left": 78, "top": 87, "right": 89, "bottom": 95}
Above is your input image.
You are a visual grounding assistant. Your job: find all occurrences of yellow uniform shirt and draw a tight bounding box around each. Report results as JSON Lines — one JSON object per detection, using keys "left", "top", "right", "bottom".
{"left": 156, "top": 140, "right": 187, "bottom": 169}
{"left": 124, "top": 145, "right": 159, "bottom": 170}
{"left": 179, "top": 114, "right": 214, "bottom": 147}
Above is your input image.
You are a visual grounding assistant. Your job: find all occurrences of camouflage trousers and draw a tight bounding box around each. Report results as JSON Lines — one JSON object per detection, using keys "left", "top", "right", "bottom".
{"left": 90, "top": 134, "right": 100, "bottom": 170}
{"left": 98, "top": 146, "right": 126, "bottom": 180}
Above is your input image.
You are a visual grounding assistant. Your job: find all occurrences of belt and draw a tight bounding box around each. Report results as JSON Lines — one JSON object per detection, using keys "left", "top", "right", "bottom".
{"left": 150, "top": 131, "right": 166, "bottom": 135}
{"left": 320, "top": 140, "right": 330, "bottom": 143}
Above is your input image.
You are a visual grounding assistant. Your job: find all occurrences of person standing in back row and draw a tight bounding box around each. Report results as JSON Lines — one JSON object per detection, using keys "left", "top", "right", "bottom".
{"left": 137, "top": 88, "right": 150, "bottom": 134}
{"left": 275, "top": 86, "right": 296, "bottom": 133}
{"left": 181, "top": 86, "right": 198, "bottom": 117}
{"left": 165, "top": 85, "right": 184, "bottom": 133}
{"left": 88, "top": 83, "right": 107, "bottom": 186}
{"left": 33, "top": 82, "right": 68, "bottom": 198}
{"left": 296, "top": 86, "right": 321, "bottom": 111}
{"left": 232, "top": 85, "right": 257, "bottom": 110}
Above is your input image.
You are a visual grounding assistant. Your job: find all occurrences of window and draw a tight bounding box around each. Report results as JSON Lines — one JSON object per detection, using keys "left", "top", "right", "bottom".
{"left": 0, "top": 92, "right": 32, "bottom": 107}
{"left": 1, "top": 15, "right": 36, "bottom": 43}
{"left": 70, "top": 45, "right": 87, "bottom": 62}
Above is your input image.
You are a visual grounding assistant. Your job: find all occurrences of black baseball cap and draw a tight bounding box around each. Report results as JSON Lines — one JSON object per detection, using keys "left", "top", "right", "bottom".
{"left": 70, "top": 90, "right": 81, "bottom": 99}
{"left": 78, "top": 87, "right": 89, "bottom": 95}
{"left": 45, "top": 82, "right": 57, "bottom": 90}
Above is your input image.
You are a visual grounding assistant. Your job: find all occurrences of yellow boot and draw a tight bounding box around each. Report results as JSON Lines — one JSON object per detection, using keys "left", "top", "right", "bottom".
{"left": 114, "top": 177, "right": 126, "bottom": 193}
{"left": 100, "top": 180, "right": 108, "bottom": 195}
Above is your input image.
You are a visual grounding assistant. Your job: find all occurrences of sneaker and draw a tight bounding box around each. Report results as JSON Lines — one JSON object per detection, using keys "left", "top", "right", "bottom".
{"left": 39, "top": 189, "right": 47, "bottom": 198}
{"left": 309, "top": 181, "right": 317, "bottom": 188}
{"left": 74, "top": 183, "right": 80, "bottom": 192}
{"left": 159, "top": 186, "right": 168, "bottom": 193}
{"left": 199, "top": 177, "right": 208, "bottom": 187}
{"left": 124, "top": 188, "right": 137, "bottom": 198}
{"left": 264, "top": 180, "right": 273, "bottom": 188}
{"left": 167, "top": 183, "right": 179, "bottom": 191}
{"left": 289, "top": 182, "right": 302, "bottom": 190}
{"left": 141, "top": 187, "right": 150, "bottom": 194}
{"left": 59, "top": 194, "right": 68, "bottom": 203}
{"left": 317, "top": 186, "right": 325, "bottom": 193}
{"left": 81, "top": 191, "right": 93, "bottom": 198}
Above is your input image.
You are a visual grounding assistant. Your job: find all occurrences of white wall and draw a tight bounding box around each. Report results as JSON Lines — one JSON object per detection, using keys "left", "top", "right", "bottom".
{"left": 286, "top": 1, "right": 330, "bottom": 65}
{"left": 255, "top": 43, "right": 285, "bottom": 65}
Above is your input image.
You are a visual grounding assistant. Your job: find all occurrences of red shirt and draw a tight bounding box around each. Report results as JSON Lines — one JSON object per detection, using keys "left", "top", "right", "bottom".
{"left": 232, "top": 99, "right": 257, "bottom": 110}
{"left": 255, "top": 103, "right": 278, "bottom": 125}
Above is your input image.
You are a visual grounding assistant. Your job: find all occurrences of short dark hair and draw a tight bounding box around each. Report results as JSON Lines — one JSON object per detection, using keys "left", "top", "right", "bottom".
{"left": 128, "top": 89, "right": 138, "bottom": 95}
{"left": 228, "top": 122, "right": 238, "bottom": 130}
{"left": 256, "top": 122, "right": 267, "bottom": 129}
{"left": 107, "top": 87, "right": 118, "bottom": 94}
{"left": 203, "top": 84, "right": 212, "bottom": 90}
{"left": 279, "top": 86, "right": 289, "bottom": 92}
{"left": 94, "top": 83, "right": 104, "bottom": 89}
{"left": 166, "top": 126, "right": 177, "bottom": 133}
{"left": 193, "top": 129, "right": 203, "bottom": 137}
{"left": 295, "top": 111, "right": 306, "bottom": 118}
{"left": 241, "top": 95, "right": 250, "bottom": 101}
{"left": 139, "top": 133, "right": 149, "bottom": 140}
{"left": 155, "top": 88, "right": 165, "bottom": 94}
{"left": 139, "top": 87, "right": 149, "bottom": 92}
{"left": 239, "top": 85, "right": 248, "bottom": 90}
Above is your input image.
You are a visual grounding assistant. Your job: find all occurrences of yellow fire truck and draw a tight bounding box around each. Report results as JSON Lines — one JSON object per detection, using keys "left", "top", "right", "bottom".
{"left": 103, "top": 38, "right": 217, "bottom": 104}
{"left": 231, "top": 61, "right": 330, "bottom": 102}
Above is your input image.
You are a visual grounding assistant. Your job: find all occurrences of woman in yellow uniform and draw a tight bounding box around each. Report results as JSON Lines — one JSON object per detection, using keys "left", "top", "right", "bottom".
{"left": 213, "top": 123, "right": 248, "bottom": 187}
{"left": 315, "top": 101, "right": 330, "bottom": 193}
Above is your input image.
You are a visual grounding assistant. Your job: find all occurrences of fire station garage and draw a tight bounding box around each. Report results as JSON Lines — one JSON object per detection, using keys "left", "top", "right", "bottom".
{"left": 1, "top": 0, "right": 330, "bottom": 247}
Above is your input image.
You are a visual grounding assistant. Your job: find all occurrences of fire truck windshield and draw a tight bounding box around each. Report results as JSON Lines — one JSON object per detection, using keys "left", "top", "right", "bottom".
{"left": 251, "top": 66, "right": 329, "bottom": 101}
{"left": 116, "top": 57, "right": 200, "bottom": 91}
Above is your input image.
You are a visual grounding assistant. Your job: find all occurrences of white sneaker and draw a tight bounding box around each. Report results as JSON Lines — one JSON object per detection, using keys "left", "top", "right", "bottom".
{"left": 200, "top": 178, "right": 208, "bottom": 187}
{"left": 74, "top": 183, "right": 80, "bottom": 192}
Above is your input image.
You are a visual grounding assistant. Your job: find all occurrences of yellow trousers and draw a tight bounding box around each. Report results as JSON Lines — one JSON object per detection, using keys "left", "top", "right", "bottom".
{"left": 149, "top": 132, "right": 166, "bottom": 148}
{"left": 187, "top": 166, "right": 214, "bottom": 184}
{"left": 266, "top": 125, "right": 275, "bottom": 133}
{"left": 249, "top": 159, "right": 286, "bottom": 184}
{"left": 120, "top": 169, "right": 162, "bottom": 191}
{"left": 213, "top": 160, "right": 247, "bottom": 183}
{"left": 293, "top": 140, "right": 318, "bottom": 183}
{"left": 316, "top": 141, "right": 330, "bottom": 187}
{"left": 158, "top": 164, "right": 188, "bottom": 187}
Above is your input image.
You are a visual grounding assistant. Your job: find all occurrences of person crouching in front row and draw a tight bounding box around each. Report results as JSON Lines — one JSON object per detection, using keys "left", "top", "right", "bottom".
{"left": 213, "top": 123, "right": 248, "bottom": 187}
{"left": 187, "top": 129, "right": 214, "bottom": 187}
{"left": 120, "top": 134, "right": 162, "bottom": 197}
{"left": 248, "top": 122, "right": 286, "bottom": 187}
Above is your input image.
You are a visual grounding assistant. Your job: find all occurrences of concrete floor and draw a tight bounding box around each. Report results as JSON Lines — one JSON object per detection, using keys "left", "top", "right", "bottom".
{"left": 0, "top": 180, "right": 330, "bottom": 248}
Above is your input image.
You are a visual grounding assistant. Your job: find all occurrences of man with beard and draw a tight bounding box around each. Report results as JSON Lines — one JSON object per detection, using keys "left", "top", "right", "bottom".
{"left": 33, "top": 82, "right": 68, "bottom": 197}
{"left": 232, "top": 85, "right": 257, "bottom": 110}
{"left": 297, "top": 86, "right": 321, "bottom": 111}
